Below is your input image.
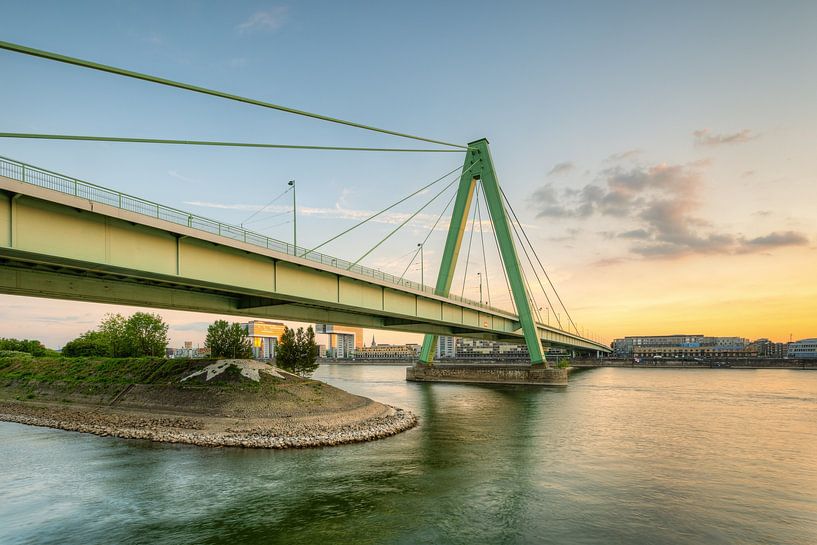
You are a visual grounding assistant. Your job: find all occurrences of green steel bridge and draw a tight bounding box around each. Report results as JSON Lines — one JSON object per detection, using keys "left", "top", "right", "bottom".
{"left": 0, "top": 40, "right": 611, "bottom": 364}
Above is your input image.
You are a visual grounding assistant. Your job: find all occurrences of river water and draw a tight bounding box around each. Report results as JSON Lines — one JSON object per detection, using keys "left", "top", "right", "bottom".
{"left": 1, "top": 367, "right": 816, "bottom": 545}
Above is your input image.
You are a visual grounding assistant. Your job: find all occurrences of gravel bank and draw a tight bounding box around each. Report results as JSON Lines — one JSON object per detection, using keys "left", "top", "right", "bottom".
{"left": 0, "top": 400, "right": 417, "bottom": 448}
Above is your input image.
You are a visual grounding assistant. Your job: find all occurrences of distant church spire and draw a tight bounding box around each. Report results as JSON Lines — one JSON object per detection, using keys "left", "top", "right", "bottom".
{"left": 371, "top": 335, "right": 376, "bottom": 347}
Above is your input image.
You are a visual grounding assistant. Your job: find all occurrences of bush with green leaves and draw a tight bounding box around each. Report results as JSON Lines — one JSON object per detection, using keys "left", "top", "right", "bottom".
{"left": 61, "top": 312, "right": 169, "bottom": 358}
{"left": 205, "top": 320, "right": 252, "bottom": 358}
{"left": 0, "top": 338, "right": 51, "bottom": 357}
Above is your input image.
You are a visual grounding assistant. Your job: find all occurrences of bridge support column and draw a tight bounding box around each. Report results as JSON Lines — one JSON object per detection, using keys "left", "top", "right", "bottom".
{"left": 419, "top": 138, "right": 545, "bottom": 366}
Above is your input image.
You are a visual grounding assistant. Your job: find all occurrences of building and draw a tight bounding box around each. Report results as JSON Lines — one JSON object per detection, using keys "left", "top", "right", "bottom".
{"left": 314, "top": 324, "right": 364, "bottom": 359}
{"left": 787, "top": 338, "right": 817, "bottom": 359}
{"left": 745, "top": 338, "right": 789, "bottom": 358}
{"left": 241, "top": 320, "right": 287, "bottom": 359}
{"left": 354, "top": 343, "right": 420, "bottom": 360}
{"left": 611, "top": 335, "right": 750, "bottom": 358}
{"left": 435, "top": 335, "right": 456, "bottom": 358}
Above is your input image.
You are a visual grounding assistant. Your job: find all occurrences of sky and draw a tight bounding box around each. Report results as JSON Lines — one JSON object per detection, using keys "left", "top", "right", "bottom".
{"left": 1, "top": 0, "right": 815, "bottom": 348}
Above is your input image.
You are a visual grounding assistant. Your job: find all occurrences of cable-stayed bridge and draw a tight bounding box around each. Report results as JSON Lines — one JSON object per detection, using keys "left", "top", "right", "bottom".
{"left": 0, "top": 40, "right": 611, "bottom": 365}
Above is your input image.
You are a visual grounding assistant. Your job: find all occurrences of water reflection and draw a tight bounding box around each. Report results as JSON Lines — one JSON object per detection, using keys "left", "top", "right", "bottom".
{"left": 1, "top": 367, "right": 815, "bottom": 545}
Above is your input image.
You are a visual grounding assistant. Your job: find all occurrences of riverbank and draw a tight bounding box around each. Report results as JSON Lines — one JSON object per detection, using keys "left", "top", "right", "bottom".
{"left": 0, "top": 357, "right": 416, "bottom": 448}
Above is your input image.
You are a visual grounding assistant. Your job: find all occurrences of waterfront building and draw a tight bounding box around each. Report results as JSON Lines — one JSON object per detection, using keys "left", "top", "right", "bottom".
{"left": 241, "top": 320, "right": 287, "bottom": 359}
{"left": 612, "top": 334, "right": 751, "bottom": 358}
{"left": 787, "top": 338, "right": 817, "bottom": 359}
{"left": 745, "top": 338, "right": 789, "bottom": 358}
{"left": 314, "top": 324, "right": 364, "bottom": 359}
{"left": 435, "top": 336, "right": 456, "bottom": 358}
{"left": 355, "top": 343, "right": 420, "bottom": 360}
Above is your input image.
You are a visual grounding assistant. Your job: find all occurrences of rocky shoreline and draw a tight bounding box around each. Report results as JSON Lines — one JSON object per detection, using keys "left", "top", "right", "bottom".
{"left": 0, "top": 401, "right": 418, "bottom": 449}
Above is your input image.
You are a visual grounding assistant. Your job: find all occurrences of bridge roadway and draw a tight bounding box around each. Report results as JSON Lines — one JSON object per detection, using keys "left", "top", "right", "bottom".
{"left": 0, "top": 156, "right": 610, "bottom": 355}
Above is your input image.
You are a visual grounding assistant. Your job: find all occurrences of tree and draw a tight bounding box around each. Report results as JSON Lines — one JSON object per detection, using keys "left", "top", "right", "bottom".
{"left": 0, "top": 338, "right": 50, "bottom": 357}
{"left": 275, "top": 326, "right": 319, "bottom": 376}
{"left": 124, "top": 312, "right": 169, "bottom": 357}
{"left": 98, "top": 313, "right": 128, "bottom": 357}
{"left": 206, "top": 320, "right": 252, "bottom": 358}
{"left": 276, "top": 326, "right": 297, "bottom": 372}
{"left": 299, "top": 326, "right": 320, "bottom": 376}
{"left": 62, "top": 331, "right": 110, "bottom": 357}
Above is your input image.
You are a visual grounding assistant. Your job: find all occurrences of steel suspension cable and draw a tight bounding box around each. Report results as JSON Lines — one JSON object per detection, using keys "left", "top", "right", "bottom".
{"left": 500, "top": 187, "right": 579, "bottom": 335}
{"left": 304, "top": 161, "right": 478, "bottom": 257}
{"left": 397, "top": 190, "right": 458, "bottom": 284}
{"left": 243, "top": 209, "right": 291, "bottom": 226}
{"left": 481, "top": 183, "right": 516, "bottom": 315}
{"left": 475, "top": 182, "right": 492, "bottom": 306}
{"left": 348, "top": 176, "right": 460, "bottom": 269}
{"left": 0, "top": 41, "right": 467, "bottom": 149}
{"left": 459, "top": 192, "right": 480, "bottom": 298}
{"left": 0, "top": 133, "right": 466, "bottom": 153}
{"left": 241, "top": 186, "right": 292, "bottom": 225}
{"left": 506, "top": 207, "right": 563, "bottom": 330}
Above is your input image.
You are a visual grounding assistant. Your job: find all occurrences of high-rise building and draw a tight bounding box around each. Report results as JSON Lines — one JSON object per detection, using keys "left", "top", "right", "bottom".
{"left": 435, "top": 336, "right": 456, "bottom": 358}
{"left": 315, "top": 324, "right": 364, "bottom": 359}
{"left": 241, "top": 320, "right": 287, "bottom": 359}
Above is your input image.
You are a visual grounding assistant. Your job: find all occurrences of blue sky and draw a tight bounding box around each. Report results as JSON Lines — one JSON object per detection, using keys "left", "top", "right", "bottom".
{"left": 1, "top": 1, "right": 815, "bottom": 346}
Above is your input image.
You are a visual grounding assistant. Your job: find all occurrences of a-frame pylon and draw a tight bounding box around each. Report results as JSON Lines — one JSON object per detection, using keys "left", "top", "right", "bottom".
{"left": 418, "top": 138, "right": 546, "bottom": 366}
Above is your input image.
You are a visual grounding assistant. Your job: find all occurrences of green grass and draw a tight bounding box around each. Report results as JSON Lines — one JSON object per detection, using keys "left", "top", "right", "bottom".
{"left": 0, "top": 356, "right": 209, "bottom": 385}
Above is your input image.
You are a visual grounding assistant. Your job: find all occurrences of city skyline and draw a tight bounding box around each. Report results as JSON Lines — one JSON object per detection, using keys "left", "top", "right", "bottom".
{"left": 1, "top": 1, "right": 815, "bottom": 347}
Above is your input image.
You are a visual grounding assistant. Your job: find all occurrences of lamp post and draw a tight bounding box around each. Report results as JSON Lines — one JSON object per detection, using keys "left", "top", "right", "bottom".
{"left": 539, "top": 306, "right": 550, "bottom": 325}
{"left": 417, "top": 242, "right": 424, "bottom": 287}
{"left": 288, "top": 180, "right": 296, "bottom": 254}
{"left": 477, "top": 272, "right": 483, "bottom": 305}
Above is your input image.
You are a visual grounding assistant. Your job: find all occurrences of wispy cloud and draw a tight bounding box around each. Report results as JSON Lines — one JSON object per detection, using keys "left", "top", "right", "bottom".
{"left": 237, "top": 7, "right": 288, "bottom": 34}
{"left": 693, "top": 128, "right": 757, "bottom": 146}
{"left": 605, "top": 149, "right": 642, "bottom": 162}
{"left": 547, "top": 161, "right": 575, "bottom": 176}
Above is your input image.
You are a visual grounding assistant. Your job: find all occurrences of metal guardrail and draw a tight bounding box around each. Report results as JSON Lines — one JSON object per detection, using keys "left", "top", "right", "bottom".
{"left": 0, "top": 154, "right": 513, "bottom": 315}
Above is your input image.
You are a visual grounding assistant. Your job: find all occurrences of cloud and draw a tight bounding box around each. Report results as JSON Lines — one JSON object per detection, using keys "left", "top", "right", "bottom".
{"left": 739, "top": 231, "right": 809, "bottom": 250}
{"left": 237, "top": 7, "right": 288, "bottom": 33}
{"left": 547, "top": 162, "right": 575, "bottom": 176}
{"left": 605, "top": 149, "right": 642, "bottom": 162}
{"left": 693, "top": 128, "right": 757, "bottom": 146}
{"left": 529, "top": 160, "right": 807, "bottom": 259}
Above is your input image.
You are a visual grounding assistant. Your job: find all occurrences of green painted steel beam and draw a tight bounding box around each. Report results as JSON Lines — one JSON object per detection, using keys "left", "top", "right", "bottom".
{"left": 418, "top": 148, "right": 482, "bottom": 362}
{"left": 473, "top": 139, "right": 545, "bottom": 364}
{"left": 419, "top": 139, "right": 546, "bottom": 365}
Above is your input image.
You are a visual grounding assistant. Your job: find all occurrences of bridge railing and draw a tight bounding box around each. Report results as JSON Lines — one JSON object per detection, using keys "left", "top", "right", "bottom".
{"left": 0, "top": 154, "right": 514, "bottom": 316}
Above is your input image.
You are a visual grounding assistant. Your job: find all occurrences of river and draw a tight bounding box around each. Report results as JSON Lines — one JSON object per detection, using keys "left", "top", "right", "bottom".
{"left": 1, "top": 366, "right": 816, "bottom": 544}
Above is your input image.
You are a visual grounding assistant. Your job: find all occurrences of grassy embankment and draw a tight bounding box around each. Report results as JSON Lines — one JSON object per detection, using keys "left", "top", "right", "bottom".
{"left": 0, "top": 355, "right": 367, "bottom": 418}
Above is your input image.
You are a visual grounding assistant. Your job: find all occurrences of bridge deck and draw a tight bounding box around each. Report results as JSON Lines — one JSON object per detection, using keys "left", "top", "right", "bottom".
{"left": 0, "top": 155, "right": 610, "bottom": 354}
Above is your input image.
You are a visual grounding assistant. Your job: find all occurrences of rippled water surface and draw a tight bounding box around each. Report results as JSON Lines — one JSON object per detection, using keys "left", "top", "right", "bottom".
{"left": 2, "top": 367, "right": 816, "bottom": 544}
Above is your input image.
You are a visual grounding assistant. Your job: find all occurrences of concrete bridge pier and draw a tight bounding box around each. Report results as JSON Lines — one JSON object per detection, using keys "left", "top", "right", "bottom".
{"left": 405, "top": 363, "right": 568, "bottom": 386}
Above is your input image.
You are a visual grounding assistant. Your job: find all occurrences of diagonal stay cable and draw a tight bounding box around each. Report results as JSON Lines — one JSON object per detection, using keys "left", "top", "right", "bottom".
{"left": 241, "top": 186, "right": 291, "bottom": 225}
{"left": 459, "top": 190, "right": 480, "bottom": 298}
{"left": 475, "top": 182, "right": 492, "bottom": 306}
{"left": 501, "top": 186, "right": 579, "bottom": 335}
{"left": 0, "top": 133, "right": 467, "bottom": 153}
{"left": 348, "top": 176, "right": 459, "bottom": 270}
{"left": 506, "top": 205, "right": 563, "bottom": 330}
{"left": 303, "top": 160, "right": 478, "bottom": 257}
{"left": 0, "top": 41, "right": 467, "bottom": 149}
{"left": 481, "top": 182, "right": 517, "bottom": 315}
{"left": 397, "top": 190, "right": 457, "bottom": 284}
{"left": 243, "top": 208, "right": 291, "bottom": 226}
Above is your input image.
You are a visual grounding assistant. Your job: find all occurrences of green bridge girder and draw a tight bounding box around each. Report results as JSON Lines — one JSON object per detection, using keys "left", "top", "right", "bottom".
{"left": 0, "top": 157, "right": 610, "bottom": 356}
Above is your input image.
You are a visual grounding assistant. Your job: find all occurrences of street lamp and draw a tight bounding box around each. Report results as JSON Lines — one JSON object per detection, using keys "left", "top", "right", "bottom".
{"left": 417, "top": 242, "right": 424, "bottom": 287}
{"left": 477, "top": 272, "right": 483, "bottom": 305}
{"left": 539, "top": 306, "right": 550, "bottom": 325}
{"left": 288, "top": 180, "right": 296, "bottom": 254}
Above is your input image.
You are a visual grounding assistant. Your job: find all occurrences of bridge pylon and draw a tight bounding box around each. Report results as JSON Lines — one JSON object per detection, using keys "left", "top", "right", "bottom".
{"left": 418, "top": 138, "right": 546, "bottom": 366}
